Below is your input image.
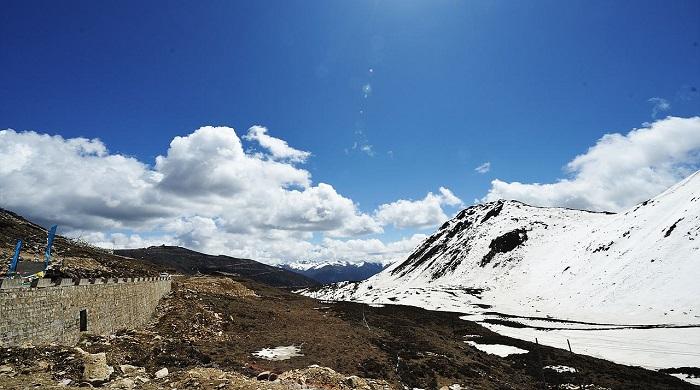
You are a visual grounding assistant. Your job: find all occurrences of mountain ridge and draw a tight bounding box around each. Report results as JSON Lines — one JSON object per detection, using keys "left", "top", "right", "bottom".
{"left": 279, "top": 261, "right": 386, "bottom": 284}
{"left": 305, "top": 170, "right": 700, "bottom": 324}
{"left": 115, "top": 246, "right": 318, "bottom": 288}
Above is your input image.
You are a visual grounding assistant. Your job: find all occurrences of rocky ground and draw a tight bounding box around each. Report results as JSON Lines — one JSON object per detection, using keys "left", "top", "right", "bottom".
{"left": 1, "top": 275, "right": 695, "bottom": 389}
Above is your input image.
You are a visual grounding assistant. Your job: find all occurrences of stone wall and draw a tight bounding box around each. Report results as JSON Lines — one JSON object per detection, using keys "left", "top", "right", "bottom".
{"left": 0, "top": 277, "right": 171, "bottom": 346}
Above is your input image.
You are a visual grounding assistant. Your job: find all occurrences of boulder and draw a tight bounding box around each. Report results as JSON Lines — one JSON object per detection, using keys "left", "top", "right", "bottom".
{"left": 108, "top": 378, "right": 135, "bottom": 389}
{"left": 154, "top": 367, "right": 169, "bottom": 379}
{"left": 344, "top": 375, "right": 372, "bottom": 389}
{"left": 257, "top": 371, "right": 272, "bottom": 380}
{"left": 76, "top": 348, "right": 114, "bottom": 384}
{"left": 119, "top": 364, "right": 146, "bottom": 376}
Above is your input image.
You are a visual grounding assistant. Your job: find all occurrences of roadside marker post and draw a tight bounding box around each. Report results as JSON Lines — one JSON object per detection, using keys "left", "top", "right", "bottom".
{"left": 8, "top": 240, "right": 22, "bottom": 275}
{"left": 44, "top": 225, "right": 57, "bottom": 270}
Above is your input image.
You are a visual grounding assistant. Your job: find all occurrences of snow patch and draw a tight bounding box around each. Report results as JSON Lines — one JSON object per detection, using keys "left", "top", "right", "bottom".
{"left": 668, "top": 373, "right": 700, "bottom": 386}
{"left": 252, "top": 346, "right": 303, "bottom": 361}
{"left": 544, "top": 365, "right": 577, "bottom": 373}
{"left": 465, "top": 341, "right": 528, "bottom": 357}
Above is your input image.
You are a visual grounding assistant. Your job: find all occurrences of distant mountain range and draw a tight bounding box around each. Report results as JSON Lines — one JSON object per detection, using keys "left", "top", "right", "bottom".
{"left": 279, "top": 260, "right": 387, "bottom": 284}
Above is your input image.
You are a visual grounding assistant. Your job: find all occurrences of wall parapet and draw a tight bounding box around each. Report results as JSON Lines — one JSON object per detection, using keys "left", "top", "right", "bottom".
{"left": 0, "top": 276, "right": 171, "bottom": 347}
{"left": 0, "top": 276, "right": 170, "bottom": 290}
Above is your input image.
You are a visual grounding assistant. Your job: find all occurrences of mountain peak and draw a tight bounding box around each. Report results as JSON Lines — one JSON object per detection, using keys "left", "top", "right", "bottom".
{"left": 316, "top": 171, "right": 700, "bottom": 325}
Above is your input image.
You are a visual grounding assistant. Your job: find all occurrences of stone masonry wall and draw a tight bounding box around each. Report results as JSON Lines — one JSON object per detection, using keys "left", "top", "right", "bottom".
{"left": 0, "top": 277, "right": 171, "bottom": 346}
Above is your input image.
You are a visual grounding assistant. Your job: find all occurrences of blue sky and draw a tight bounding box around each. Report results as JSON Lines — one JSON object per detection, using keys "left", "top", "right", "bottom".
{"left": 1, "top": 1, "right": 699, "bottom": 263}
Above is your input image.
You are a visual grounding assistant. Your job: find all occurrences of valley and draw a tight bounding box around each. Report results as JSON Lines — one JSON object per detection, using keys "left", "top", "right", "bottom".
{"left": 302, "top": 171, "right": 700, "bottom": 385}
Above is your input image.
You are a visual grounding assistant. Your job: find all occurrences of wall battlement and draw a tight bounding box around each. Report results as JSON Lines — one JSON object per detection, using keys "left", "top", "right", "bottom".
{"left": 0, "top": 276, "right": 171, "bottom": 346}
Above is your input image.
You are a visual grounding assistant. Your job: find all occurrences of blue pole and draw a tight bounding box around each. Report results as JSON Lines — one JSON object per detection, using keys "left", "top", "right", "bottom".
{"left": 9, "top": 240, "right": 22, "bottom": 275}
{"left": 44, "top": 225, "right": 57, "bottom": 269}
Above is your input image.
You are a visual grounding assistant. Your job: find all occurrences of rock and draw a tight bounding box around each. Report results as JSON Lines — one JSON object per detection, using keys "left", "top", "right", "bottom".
{"left": 119, "top": 364, "right": 145, "bottom": 376}
{"left": 135, "top": 376, "right": 150, "bottom": 384}
{"left": 108, "top": 378, "right": 135, "bottom": 389}
{"left": 77, "top": 349, "right": 114, "bottom": 383}
{"left": 0, "top": 365, "right": 13, "bottom": 374}
{"left": 344, "top": 375, "right": 370, "bottom": 388}
{"left": 257, "top": 371, "right": 271, "bottom": 380}
{"left": 58, "top": 378, "right": 72, "bottom": 386}
{"left": 155, "top": 367, "right": 169, "bottom": 379}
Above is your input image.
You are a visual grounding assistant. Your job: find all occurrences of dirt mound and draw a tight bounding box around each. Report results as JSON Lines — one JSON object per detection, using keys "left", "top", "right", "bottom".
{"left": 179, "top": 276, "right": 257, "bottom": 298}
{"left": 153, "top": 366, "right": 393, "bottom": 390}
{"left": 279, "top": 365, "right": 392, "bottom": 389}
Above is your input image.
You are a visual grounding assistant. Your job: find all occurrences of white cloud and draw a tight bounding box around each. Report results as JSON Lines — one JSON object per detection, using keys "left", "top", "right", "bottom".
{"left": 375, "top": 187, "right": 463, "bottom": 229}
{"left": 243, "top": 125, "right": 311, "bottom": 163}
{"left": 73, "top": 231, "right": 177, "bottom": 250}
{"left": 475, "top": 161, "right": 491, "bottom": 174}
{"left": 348, "top": 141, "right": 375, "bottom": 157}
{"left": 648, "top": 97, "right": 671, "bottom": 118}
{"left": 483, "top": 117, "right": 700, "bottom": 212}
{"left": 0, "top": 125, "right": 452, "bottom": 264}
{"left": 314, "top": 234, "right": 427, "bottom": 265}
{"left": 362, "top": 83, "right": 372, "bottom": 98}
{"left": 0, "top": 130, "right": 169, "bottom": 231}
{"left": 360, "top": 144, "right": 374, "bottom": 156}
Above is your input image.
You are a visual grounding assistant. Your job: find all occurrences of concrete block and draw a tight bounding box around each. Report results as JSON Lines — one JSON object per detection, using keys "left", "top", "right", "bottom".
{"left": 0, "top": 279, "right": 27, "bottom": 289}
{"left": 32, "top": 279, "right": 55, "bottom": 288}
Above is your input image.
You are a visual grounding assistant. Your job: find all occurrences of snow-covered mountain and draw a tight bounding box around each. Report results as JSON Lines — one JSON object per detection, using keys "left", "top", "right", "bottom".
{"left": 280, "top": 260, "right": 386, "bottom": 284}
{"left": 305, "top": 171, "right": 700, "bottom": 325}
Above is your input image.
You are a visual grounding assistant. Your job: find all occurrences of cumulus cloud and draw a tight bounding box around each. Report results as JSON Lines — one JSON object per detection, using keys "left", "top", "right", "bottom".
{"left": 0, "top": 125, "right": 452, "bottom": 264}
{"left": 648, "top": 97, "right": 671, "bottom": 118}
{"left": 0, "top": 130, "right": 170, "bottom": 231}
{"left": 313, "top": 234, "right": 427, "bottom": 265}
{"left": 483, "top": 117, "right": 700, "bottom": 212}
{"left": 75, "top": 231, "right": 177, "bottom": 250}
{"left": 474, "top": 162, "right": 491, "bottom": 174}
{"left": 375, "top": 187, "right": 463, "bottom": 229}
{"left": 243, "top": 125, "right": 311, "bottom": 162}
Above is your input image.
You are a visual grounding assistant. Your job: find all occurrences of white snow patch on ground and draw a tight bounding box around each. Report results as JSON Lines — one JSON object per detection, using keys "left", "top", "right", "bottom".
{"left": 544, "top": 365, "right": 577, "bottom": 373}
{"left": 668, "top": 373, "right": 700, "bottom": 386}
{"left": 252, "top": 346, "right": 303, "bottom": 361}
{"left": 465, "top": 341, "right": 528, "bottom": 357}
{"left": 483, "top": 324, "right": 700, "bottom": 370}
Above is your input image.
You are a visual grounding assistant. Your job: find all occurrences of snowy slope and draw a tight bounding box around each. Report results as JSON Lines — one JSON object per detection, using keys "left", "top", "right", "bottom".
{"left": 304, "top": 171, "right": 700, "bottom": 324}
